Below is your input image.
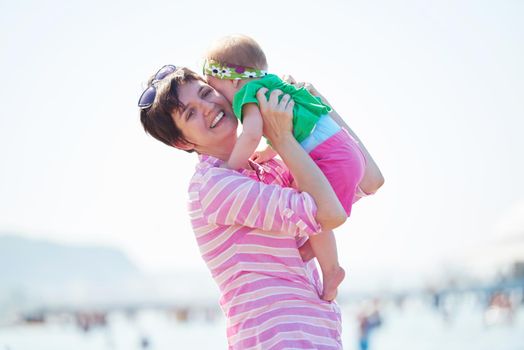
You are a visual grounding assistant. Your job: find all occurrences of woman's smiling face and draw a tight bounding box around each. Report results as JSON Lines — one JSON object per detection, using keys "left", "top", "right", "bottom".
{"left": 171, "top": 79, "right": 238, "bottom": 158}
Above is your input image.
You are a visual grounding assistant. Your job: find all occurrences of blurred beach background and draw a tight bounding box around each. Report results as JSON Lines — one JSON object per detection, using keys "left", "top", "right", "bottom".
{"left": 1, "top": 0, "right": 523, "bottom": 349}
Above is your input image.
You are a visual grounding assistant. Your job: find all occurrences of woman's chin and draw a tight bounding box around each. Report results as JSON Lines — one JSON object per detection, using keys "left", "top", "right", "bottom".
{"left": 223, "top": 114, "right": 238, "bottom": 130}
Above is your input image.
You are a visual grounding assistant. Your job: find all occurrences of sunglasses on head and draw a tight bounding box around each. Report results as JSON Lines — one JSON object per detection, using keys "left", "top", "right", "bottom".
{"left": 137, "top": 64, "right": 177, "bottom": 109}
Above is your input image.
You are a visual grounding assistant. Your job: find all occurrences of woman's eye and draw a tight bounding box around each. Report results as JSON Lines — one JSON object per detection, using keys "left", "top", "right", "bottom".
{"left": 187, "top": 110, "right": 194, "bottom": 119}
{"left": 203, "top": 89, "right": 211, "bottom": 97}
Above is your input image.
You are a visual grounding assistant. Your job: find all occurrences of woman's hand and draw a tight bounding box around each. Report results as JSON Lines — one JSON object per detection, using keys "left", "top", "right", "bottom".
{"left": 298, "top": 240, "right": 315, "bottom": 262}
{"left": 256, "top": 88, "right": 295, "bottom": 146}
{"left": 282, "top": 74, "right": 332, "bottom": 108}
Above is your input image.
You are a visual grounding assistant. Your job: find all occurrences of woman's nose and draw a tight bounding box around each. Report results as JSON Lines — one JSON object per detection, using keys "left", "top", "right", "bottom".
{"left": 201, "top": 100, "right": 215, "bottom": 117}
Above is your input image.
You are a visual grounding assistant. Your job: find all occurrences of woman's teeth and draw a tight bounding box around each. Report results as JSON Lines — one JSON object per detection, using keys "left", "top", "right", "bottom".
{"left": 210, "top": 112, "right": 224, "bottom": 128}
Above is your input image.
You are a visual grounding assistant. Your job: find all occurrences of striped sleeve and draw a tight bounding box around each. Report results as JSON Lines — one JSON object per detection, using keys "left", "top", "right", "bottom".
{"left": 197, "top": 167, "right": 322, "bottom": 237}
{"left": 265, "top": 158, "right": 295, "bottom": 188}
{"left": 267, "top": 159, "right": 311, "bottom": 248}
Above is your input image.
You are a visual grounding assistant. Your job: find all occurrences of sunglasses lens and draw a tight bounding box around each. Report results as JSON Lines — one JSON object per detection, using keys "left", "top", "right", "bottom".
{"left": 138, "top": 86, "right": 157, "bottom": 108}
{"left": 155, "top": 65, "right": 177, "bottom": 81}
{"left": 138, "top": 65, "right": 177, "bottom": 109}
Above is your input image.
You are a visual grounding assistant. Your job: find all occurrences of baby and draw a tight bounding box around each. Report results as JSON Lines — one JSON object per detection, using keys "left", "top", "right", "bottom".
{"left": 203, "top": 34, "right": 367, "bottom": 301}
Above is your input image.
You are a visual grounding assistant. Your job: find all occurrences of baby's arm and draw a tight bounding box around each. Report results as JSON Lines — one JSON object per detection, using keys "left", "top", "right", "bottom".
{"left": 223, "top": 103, "right": 263, "bottom": 170}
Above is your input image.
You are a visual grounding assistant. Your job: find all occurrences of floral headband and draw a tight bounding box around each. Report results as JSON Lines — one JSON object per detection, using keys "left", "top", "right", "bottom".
{"left": 203, "top": 59, "right": 268, "bottom": 80}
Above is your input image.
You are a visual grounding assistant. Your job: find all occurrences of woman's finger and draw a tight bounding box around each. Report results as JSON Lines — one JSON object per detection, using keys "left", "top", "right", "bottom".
{"left": 256, "top": 88, "right": 269, "bottom": 110}
{"left": 282, "top": 74, "right": 296, "bottom": 84}
{"left": 279, "top": 94, "right": 291, "bottom": 110}
{"left": 304, "top": 82, "right": 319, "bottom": 96}
{"left": 280, "top": 93, "right": 289, "bottom": 103}
{"left": 268, "top": 89, "right": 283, "bottom": 106}
{"left": 284, "top": 99, "right": 295, "bottom": 114}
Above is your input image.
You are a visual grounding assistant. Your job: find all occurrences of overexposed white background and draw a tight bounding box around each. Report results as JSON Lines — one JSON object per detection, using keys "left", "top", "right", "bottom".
{"left": 1, "top": 0, "right": 523, "bottom": 291}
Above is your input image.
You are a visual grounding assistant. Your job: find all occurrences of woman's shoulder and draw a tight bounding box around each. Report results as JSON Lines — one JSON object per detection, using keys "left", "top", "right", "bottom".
{"left": 190, "top": 157, "right": 249, "bottom": 189}
{"left": 190, "top": 154, "right": 291, "bottom": 190}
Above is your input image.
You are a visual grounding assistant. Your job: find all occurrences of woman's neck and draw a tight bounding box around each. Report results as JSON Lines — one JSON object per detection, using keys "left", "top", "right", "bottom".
{"left": 203, "top": 152, "right": 251, "bottom": 170}
{"left": 199, "top": 142, "right": 251, "bottom": 169}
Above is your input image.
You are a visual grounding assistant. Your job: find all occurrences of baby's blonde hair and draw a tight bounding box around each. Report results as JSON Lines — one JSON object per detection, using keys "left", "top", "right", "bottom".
{"left": 206, "top": 34, "right": 268, "bottom": 70}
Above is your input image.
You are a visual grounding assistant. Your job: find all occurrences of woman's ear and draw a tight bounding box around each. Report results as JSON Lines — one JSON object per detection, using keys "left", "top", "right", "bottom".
{"left": 232, "top": 79, "right": 240, "bottom": 88}
{"left": 172, "top": 140, "right": 195, "bottom": 152}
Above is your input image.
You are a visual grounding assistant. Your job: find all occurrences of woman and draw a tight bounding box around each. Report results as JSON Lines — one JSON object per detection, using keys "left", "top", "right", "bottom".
{"left": 139, "top": 65, "right": 383, "bottom": 349}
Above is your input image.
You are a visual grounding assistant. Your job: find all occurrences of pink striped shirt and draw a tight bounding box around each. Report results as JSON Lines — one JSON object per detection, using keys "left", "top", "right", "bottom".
{"left": 188, "top": 154, "right": 342, "bottom": 349}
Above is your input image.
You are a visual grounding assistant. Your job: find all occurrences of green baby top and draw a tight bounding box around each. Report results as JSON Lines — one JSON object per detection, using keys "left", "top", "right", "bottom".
{"left": 232, "top": 74, "right": 332, "bottom": 143}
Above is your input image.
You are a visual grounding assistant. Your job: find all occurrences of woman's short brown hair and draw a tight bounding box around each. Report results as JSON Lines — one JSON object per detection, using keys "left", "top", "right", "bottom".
{"left": 139, "top": 67, "right": 205, "bottom": 151}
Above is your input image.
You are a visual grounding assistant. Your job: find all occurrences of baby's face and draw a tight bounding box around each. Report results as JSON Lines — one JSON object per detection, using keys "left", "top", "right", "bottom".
{"left": 205, "top": 75, "right": 236, "bottom": 104}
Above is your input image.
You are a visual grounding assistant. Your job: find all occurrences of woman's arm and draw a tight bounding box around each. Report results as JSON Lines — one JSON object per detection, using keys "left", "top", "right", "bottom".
{"left": 256, "top": 88, "right": 347, "bottom": 231}
{"left": 283, "top": 76, "right": 385, "bottom": 195}
{"left": 311, "top": 84, "right": 384, "bottom": 194}
{"left": 196, "top": 167, "right": 323, "bottom": 237}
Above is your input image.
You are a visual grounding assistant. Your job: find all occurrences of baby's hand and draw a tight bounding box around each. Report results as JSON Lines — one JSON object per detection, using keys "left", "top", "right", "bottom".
{"left": 250, "top": 147, "right": 278, "bottom": 164}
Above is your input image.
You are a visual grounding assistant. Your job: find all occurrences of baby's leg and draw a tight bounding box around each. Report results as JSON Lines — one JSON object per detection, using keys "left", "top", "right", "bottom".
{"left": 308, "top": 230, "right": 345, "bottom": 301}
{"left": 299, "top": 115, "right": 364, "bottom": 301}
{"left": 309, "top": 132, "right": 365, "bottom": 216}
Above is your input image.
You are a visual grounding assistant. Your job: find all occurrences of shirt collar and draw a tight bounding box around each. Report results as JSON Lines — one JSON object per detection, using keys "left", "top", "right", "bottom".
{"left": 197, "top": 154, "right": 269, "bottom": 178}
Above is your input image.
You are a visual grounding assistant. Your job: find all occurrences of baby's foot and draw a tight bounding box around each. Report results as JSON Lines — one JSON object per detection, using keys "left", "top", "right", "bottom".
{"left": 321, "top": 266, "right": 346, "bottom": 302}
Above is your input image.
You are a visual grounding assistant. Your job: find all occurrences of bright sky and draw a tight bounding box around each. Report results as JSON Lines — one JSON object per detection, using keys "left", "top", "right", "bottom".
{"left": 1, "top": 0, "right": 523, "bottom": 289}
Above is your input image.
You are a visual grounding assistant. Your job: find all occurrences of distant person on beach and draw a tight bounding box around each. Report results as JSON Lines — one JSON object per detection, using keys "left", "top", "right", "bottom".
{"left": 138, "top": 64, "right": 383, "bottom": 348}
{"left": 357, "top": 299, "right": 382, "bottom": 350}
{"left": 203, "top": 34, "right": 378, "bottom": 301}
